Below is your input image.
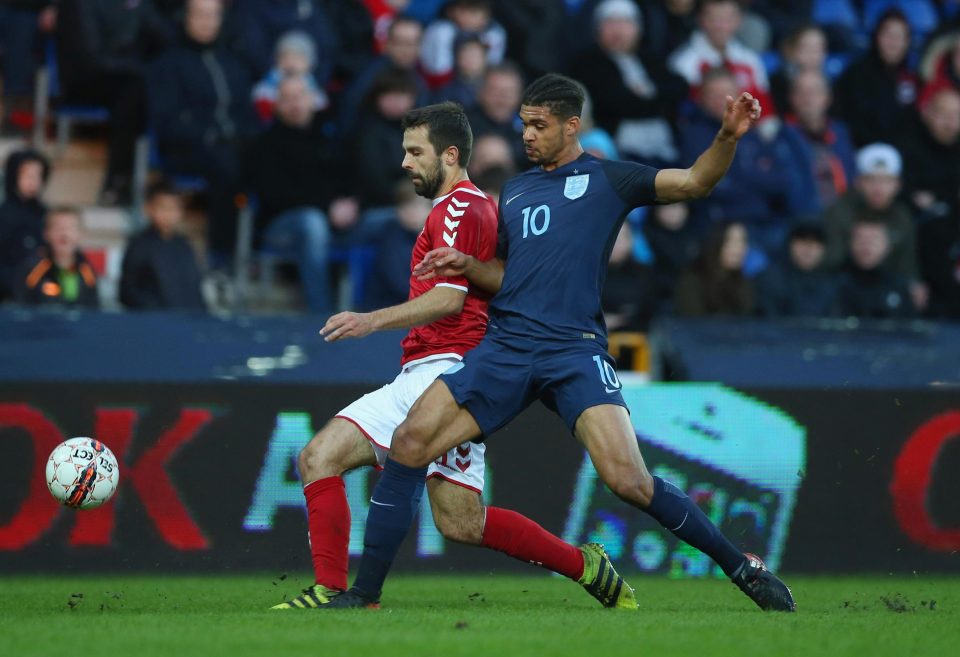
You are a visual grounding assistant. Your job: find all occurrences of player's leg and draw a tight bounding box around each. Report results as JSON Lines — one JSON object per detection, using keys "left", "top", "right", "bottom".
{"left": 325, "top": 338, "right": 538, "bottom": 608}
{"left": 346, "top": 379, "right": 484, "bottom": 603}
{"left": 299, "top": 418, "right": 379, "bottom": 586}
{"left": 573, "top": 404, "right": 795, "bottom": 611}
{"left": 426, "top": 473, "right": 637, "bottom": 610}
{"left": 272, "top": 418, "right": 378, "bottom": 609}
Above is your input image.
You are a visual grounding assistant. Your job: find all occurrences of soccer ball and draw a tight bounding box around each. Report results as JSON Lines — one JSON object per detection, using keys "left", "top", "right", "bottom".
{"left": 45, "top": 437, "right": 120, "bottom": 509}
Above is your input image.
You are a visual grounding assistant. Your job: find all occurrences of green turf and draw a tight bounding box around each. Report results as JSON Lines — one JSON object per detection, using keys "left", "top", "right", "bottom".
{"left": 1, "top": 574, "right": 957, "bottom": 657}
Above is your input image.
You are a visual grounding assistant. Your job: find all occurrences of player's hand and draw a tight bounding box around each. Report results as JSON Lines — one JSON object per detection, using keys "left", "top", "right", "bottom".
{"left": 413, "top": 247, "right": 469, "bottom": 280}
{"left": 720, "top": 92, "right": 762, "bottom": 141}
{"left": 320, "top": 311, "right": 375, "bottom": 342}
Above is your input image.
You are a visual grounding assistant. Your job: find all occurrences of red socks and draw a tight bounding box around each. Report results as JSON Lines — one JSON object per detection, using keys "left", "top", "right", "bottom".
{"left": 303, "top": 476, "right": 350, "bottom": 591}
{"left": 480, "top": 506, "right": 584, "bottom": 580}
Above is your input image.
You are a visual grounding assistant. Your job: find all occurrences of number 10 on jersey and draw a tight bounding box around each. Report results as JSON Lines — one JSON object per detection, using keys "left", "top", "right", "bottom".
{"left": 521, "top": 205, "right": 550, "bottom": 238}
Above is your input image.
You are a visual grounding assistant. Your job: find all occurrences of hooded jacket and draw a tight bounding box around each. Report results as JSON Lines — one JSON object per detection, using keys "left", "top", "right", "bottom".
{"left": 0, "top": 150, "right": 50, "bottom": 299}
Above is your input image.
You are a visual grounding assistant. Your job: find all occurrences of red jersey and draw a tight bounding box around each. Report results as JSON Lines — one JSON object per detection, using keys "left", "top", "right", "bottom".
{"left": 400, "top": 180, "right": 498, "bottom": 366}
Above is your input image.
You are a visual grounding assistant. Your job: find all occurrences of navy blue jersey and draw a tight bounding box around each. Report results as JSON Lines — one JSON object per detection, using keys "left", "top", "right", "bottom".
{"left": 491, "top": 152, "right": 659, "bottom": 343}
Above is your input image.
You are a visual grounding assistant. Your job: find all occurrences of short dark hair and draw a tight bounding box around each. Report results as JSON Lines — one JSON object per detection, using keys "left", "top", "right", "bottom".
{"left": 789, "top": 222, "right": 826, "bottom": 243}
{"left": 367, "top": 66, "right": 419, "bottom": 105}
{"left": 401, "top": 101, "right": 474, "bottom": 167}
{"left": 521, "top": 73, "right": 585, "bottom": 120}
{"left": 145, "top": 178, "right": 182, "bottom": 203}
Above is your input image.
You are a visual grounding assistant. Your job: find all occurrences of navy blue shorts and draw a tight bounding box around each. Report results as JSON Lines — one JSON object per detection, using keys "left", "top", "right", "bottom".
{"left": 439, "top": 327, "right": 627, "bottom": 438}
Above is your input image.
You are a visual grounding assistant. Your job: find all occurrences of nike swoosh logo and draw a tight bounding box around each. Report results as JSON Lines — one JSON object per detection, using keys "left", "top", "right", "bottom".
{"left": 370, "top": 499, "right": 396, "bottom": 508}
{"left": 605, "top": 387, "right": 620, "bottom": 394}
{"left": 504, "top": 191, "right": 526, "bottom": 205}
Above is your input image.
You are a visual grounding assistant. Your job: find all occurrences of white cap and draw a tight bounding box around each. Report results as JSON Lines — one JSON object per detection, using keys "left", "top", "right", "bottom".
{"left": 594, "top": 0, "right": 642, "bottom": 25}
{"left": 856, "top": 143, "right": 902, "bottom": 177}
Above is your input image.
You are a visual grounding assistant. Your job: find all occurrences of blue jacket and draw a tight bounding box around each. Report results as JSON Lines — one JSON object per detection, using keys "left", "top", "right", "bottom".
{"left": 679, "top": 109, "right": 822, "bottom": 226}
{"left": 778, "top": 118, "right": 857, "bottom": 217}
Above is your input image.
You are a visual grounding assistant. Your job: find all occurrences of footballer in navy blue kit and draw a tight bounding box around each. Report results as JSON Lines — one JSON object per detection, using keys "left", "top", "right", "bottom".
{"left": 321, "top": 74, "right": 797, "bottom": 612}
{"left": 440, "top": 153, "right": 660, "bottom": 436}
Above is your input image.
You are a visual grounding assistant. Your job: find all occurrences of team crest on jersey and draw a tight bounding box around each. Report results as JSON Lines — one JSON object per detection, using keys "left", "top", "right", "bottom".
{"left": 564, "top": 174, "right": 589, "bottom": 199}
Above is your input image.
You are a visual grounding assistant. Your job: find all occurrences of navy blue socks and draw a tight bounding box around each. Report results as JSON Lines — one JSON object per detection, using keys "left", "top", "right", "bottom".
{"left": 645, "top": 476, "right": 746, "bottom": 578}
{"left": 352, "top": 457, "right": 428, "bottom": 599}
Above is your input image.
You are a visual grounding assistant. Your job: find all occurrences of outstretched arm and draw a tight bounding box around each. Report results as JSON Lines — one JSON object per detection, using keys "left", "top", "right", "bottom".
{"left": 320, "top": 285, "right": 465, "bottom": 342}
{"left": 654, "top": 92, "right": 762, "bottom": 203}
{"left": 413, "top": 247, "right": 505, "bottom": 295}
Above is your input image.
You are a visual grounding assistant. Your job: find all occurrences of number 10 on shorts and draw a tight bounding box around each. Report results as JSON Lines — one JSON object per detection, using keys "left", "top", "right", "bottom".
{"left": 593, "top": 355, "right": 621, "bottom": 393}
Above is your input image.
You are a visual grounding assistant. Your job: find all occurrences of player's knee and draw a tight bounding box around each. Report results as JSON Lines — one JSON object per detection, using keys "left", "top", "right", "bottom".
{"left": 390, "top": 422, "right": 433, "bottom": 468}
{"left": 608, "top": 469, "right": 655, "bottom": 508}
{"left": 297, "top": 433, "right": 342, "bottom": 480}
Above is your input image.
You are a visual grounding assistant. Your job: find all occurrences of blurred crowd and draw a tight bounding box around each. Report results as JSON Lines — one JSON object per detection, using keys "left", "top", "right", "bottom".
{"left": 0, "top": 0, "right": 958, "bottom": 324}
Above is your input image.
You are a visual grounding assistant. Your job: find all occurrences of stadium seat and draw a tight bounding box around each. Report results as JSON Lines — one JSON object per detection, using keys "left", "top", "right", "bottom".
{"left": 761, "top": 50, "right": 783, "bottom": 76}
{"left": 37, "top": 39, "right": 112, "bottom": 156}
{"left": 145, "top": 130, "right": 209, "bottom": 193}
{"left": 233, "top": 194, "right": 376, "bottom": 312}
{"left": 825, "top": 53, "right": 854, "bottom": 79}
{"left": 812, "top": 0, "right": 859, "bottom": 30}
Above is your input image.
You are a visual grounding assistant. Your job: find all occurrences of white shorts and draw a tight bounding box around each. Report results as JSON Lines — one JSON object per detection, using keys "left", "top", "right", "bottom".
{"left": 336, "top": 355, "right": 486, "bottom": 494}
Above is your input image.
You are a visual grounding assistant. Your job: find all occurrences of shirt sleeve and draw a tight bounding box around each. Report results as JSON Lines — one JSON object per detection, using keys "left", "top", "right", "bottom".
{"left": 601, "top": 160, "right": 660, "bottom": 208}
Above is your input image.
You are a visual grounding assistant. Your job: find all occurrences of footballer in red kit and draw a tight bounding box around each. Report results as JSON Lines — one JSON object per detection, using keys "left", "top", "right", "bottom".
{"left": 273, "top": 102, "right": 637, "bottom": 611}
{"left": 399, "top": 180, "right": 496, "bottom": 367}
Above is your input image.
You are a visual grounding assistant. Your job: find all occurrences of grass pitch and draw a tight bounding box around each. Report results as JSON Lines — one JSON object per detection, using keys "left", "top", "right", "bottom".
{"left": 1, "top": 574, "right": 957, "bottom": 657}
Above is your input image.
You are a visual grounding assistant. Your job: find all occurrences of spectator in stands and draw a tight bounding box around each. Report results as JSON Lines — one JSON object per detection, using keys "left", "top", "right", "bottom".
{"left": 55, "top": 0, "right": 174, "bottom": 205}
{"left": 641, "top": 202, "right": 699, "bottom": 313}
{"left": 339, "top": 15, "right": 430, "bottom": 136}
{"left": 769, "top": 24, "right": 827, "bottom": 118}
{"left": 467, "top": 133, "right": 515, "bottom": 179}
{"left": 365, "top": 182, "right": 432, "bottom": 309}
{"left": 13, "top": 207, "right": 99, "bottom": 308}
{"left": 836, "top": 219, "right": 915, "bottom": 319}
{"left": 756, "top": 222, "right": 838, "bottom": 317}
{"left": 680, "top": 67, "right": 809, "bottom": 253}
{"left": 673, "top": 220, "right": 753, "bottom": 317}
{"left": 632, "top": 0, "right": 696, "bottom": 63}
{"left": 821, "top": 144, "right": 918, "bottom": 282}
{"left": 420, "top": 0, "right": 506, "bottom": 88}
{"left": 352, "top": 67, "right": 420, "bottom": 209}
{"left": 782, "top": 69, "right": 856, "bottom": 216}
{"left": 252, "top": 31, "right": 329, "bottom": 124}
{"left": 0, "top": 1, "right": 56, "bottom": 133}
{"left": 434, "top": 33, "right": 488, "bottom": 109}
{"left": 472, "top": 164, "right": 511, "bottom": 202}
{"left": 324, "top": 0, "right": 375, "bottom": 83}
{"left": 567, "top": 0, "right": 687, "bottom": 167}
{"left": 246, "top": 74, "right": 355, "bottom": 314}
{"left": 917, "top": 34, "right": 960, "bottom": 113}
{"left": 493, "top": 0, "right": 565, "bottom": 79}
{"left": 148, "top": 0, "right": 259, "bottom": 256}
{"left": 918, "top": 202, "right": 960, "bottom": 319}
{"left": 230, "top": 0, "right": 337, "bottom": 83}
{"left": 602, "top": 222, "right": 657, "bottom": 331}
{"left": 668, "top": 0, "right": 774, "bottom": 115}
{"left": 896, "top": 87, "right": 960, "bottom": 221}
{"left": 467, "top": 62, "right": 526, "bottom": 169}
{"left": 0, "top": 149, "right": 50, "bottom": 301}
{"left": 832, "top": 8, "right": 919, "bottom": 148}
{"left": 749, "top": 0, "right": 812, "bottom": 46}
{"left": 119, "top": 181, "right": 206, "bottom": 311}
{"left": 563, "top": 89, "right": 615, "bottom": 162}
